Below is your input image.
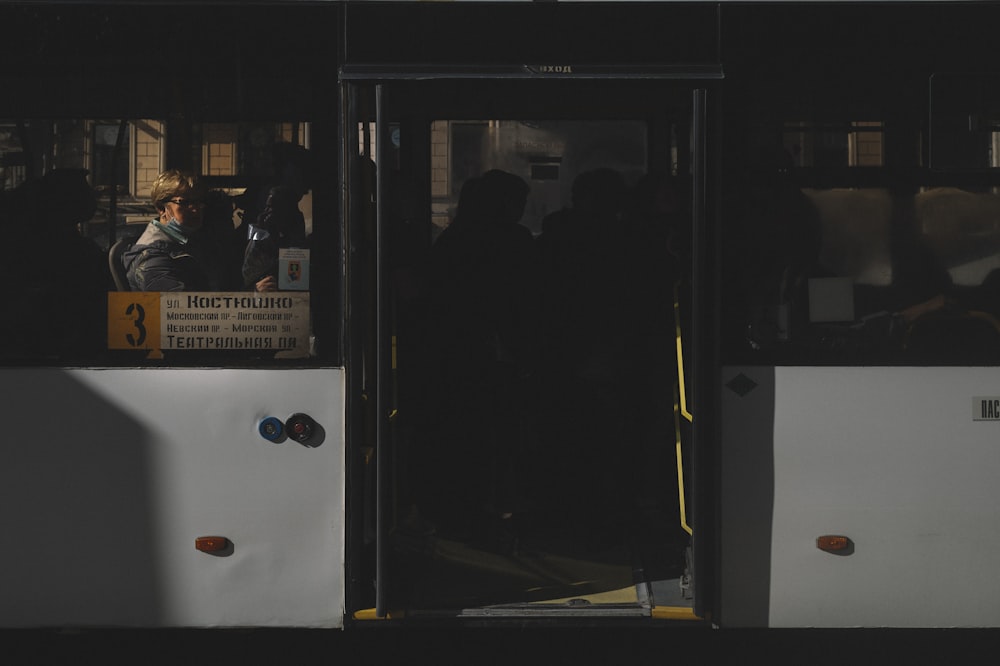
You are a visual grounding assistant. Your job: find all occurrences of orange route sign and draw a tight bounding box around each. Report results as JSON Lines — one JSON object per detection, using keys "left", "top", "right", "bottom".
{"left": 107, "top": 292, "right": 310, "bottom": 358}
{"left": 108, "top": 292, "right": 162, "bottom": 354}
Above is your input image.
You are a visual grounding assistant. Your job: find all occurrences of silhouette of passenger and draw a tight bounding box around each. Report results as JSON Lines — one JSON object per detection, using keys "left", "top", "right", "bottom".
{"left": 535, "top": 167, "right": 647, "bottom": 528}
{"left": 537, "top": 168, "right": 632, "bottom": 383}
{"left": 6, "top": 169, "right": 108, "bottom": 360}
{"left": 201, "top": 188, "right": 245, "bottom": 291}
{"left": 727, "top": 151, "right": 825, "bottom": 355}
{"left": 33, "top": 169, "right": 102, "bottom": 278}
{"left": 241, "top": 142, "right": 312, "bottom": 292}
{"left": 621, "top": 170, "right": 692, "bottom": 514}
{"left": 418, "top": 169, "right": 540, "bottom": 541}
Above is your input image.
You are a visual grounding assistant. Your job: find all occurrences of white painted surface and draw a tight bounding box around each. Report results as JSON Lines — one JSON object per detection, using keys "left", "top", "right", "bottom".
{"left": 769, "top": 366, "right": 1000, "bottom": 627}
{"left": 0, "top": 367, "right": 345, "bottom": 628}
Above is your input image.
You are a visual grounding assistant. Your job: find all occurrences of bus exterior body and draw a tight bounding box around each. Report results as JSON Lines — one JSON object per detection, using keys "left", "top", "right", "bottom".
{"left": 2, "top": 1, "right": 1000, "bottom": 630}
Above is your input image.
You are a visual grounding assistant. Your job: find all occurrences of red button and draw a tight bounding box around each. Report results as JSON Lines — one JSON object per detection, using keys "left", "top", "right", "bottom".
{"left": 195, "top": 536, "right": 229, "bottom": 552}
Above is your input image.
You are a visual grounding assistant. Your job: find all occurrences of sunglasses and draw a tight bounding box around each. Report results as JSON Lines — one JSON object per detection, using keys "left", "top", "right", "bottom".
{"left": 165, "top": 198, "right": 205, "bottom": 208}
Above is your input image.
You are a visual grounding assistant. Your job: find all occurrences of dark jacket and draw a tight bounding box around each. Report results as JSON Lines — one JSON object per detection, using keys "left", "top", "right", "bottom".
{"left": 123, "top": 221, "right": 212, "bottom": 291}
{"left": 241, "top": 185, "right": 308, "bottom": 288}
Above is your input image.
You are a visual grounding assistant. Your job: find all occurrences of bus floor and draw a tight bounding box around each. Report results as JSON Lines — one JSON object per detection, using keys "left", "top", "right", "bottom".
{"left": 387, "top": 499, "right": 692, "bottom": 618}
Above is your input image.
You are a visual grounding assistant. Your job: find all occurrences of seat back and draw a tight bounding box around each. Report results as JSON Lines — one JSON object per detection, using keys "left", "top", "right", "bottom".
{"left": 108, "top": 238, "right": 132, "bottom": 291}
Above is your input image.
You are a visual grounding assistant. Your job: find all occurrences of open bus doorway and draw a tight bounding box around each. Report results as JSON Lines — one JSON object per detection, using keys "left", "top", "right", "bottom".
{"left": 344, "top": 76, "right": 712, "bottom": 621}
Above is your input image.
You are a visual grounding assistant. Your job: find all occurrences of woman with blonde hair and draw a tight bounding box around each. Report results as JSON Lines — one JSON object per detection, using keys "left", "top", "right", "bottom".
{"left": 123, "top": 170, "right": 213, "bottom": 291}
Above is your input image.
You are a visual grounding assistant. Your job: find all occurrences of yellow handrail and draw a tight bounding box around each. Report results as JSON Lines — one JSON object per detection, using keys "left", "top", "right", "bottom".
{"left": 673, "top": 280, "right": 693, "bottom": 536}
{"left": 674, "top": 281, "right": 693, "bottom": 423}
{"left": 674, "top": 390, "right": 693, "bottom": 536}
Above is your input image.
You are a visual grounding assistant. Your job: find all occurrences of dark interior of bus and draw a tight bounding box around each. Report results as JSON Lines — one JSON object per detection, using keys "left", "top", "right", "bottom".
{"left": 346, "top": 79, "right": 701, "bottom": 617}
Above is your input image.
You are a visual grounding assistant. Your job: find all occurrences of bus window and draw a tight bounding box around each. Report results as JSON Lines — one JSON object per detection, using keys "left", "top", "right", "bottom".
{"left": 724, "top": 109, "right": 1000, "bottom": 366}
{"left": 0, "top": 118, "right": 338, "bottom": 367}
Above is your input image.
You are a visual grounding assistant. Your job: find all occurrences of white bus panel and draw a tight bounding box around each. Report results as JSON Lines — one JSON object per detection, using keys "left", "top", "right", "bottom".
{"left": 0, "top": 368, "right": 345, "bottom": 628}
{"left": 723, "top": 365, "right": 1000, "bottom": 628}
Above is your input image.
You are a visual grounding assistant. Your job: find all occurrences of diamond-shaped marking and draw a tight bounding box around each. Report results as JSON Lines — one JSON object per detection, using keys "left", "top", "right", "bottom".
{"left": 725, "top": 373, "right": 758, "bottom": 397}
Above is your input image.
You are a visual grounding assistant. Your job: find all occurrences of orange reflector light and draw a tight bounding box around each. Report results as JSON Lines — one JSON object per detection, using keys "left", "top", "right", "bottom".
{"left": 816, "top": 535, "right": 851, "bottom": 553}
{"left": 195, "top": 536, "right": 229, "bottom": 553}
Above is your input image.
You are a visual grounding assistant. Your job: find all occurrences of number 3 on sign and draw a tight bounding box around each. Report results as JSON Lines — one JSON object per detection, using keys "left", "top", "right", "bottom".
{"left": 107, "top": 292, "right": 161, "bottom": 351}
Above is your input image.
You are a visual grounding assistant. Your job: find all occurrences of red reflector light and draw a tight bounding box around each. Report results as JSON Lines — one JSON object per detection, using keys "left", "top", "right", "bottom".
{"left": 195, "top": 536, "right": 229, "bottom": 553}
{"left": 816, "top": 535, "right": 851, "bottom": 553}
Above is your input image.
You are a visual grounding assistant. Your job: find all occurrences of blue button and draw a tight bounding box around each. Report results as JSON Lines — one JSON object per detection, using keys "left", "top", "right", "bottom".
{"left": 258, "top": 416, "right": 284, "bottom": 442}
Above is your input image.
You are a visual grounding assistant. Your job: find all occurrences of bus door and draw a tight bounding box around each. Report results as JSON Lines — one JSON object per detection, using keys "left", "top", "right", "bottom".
{"left": 343, "top": 68, "right": 718, "bottom": 621}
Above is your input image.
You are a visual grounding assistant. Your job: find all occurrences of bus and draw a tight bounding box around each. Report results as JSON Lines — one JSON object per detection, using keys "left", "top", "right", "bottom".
{"left": 3, "top": 0, "right": 1000, "bottom": 630}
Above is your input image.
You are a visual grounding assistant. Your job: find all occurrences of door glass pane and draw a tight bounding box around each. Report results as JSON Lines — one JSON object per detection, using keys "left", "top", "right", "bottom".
{"left": 374, "top": 85, "right": 696, "bottom": 615}
{"left": 433, "top": 120, "right": 648, "bottom": 238}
